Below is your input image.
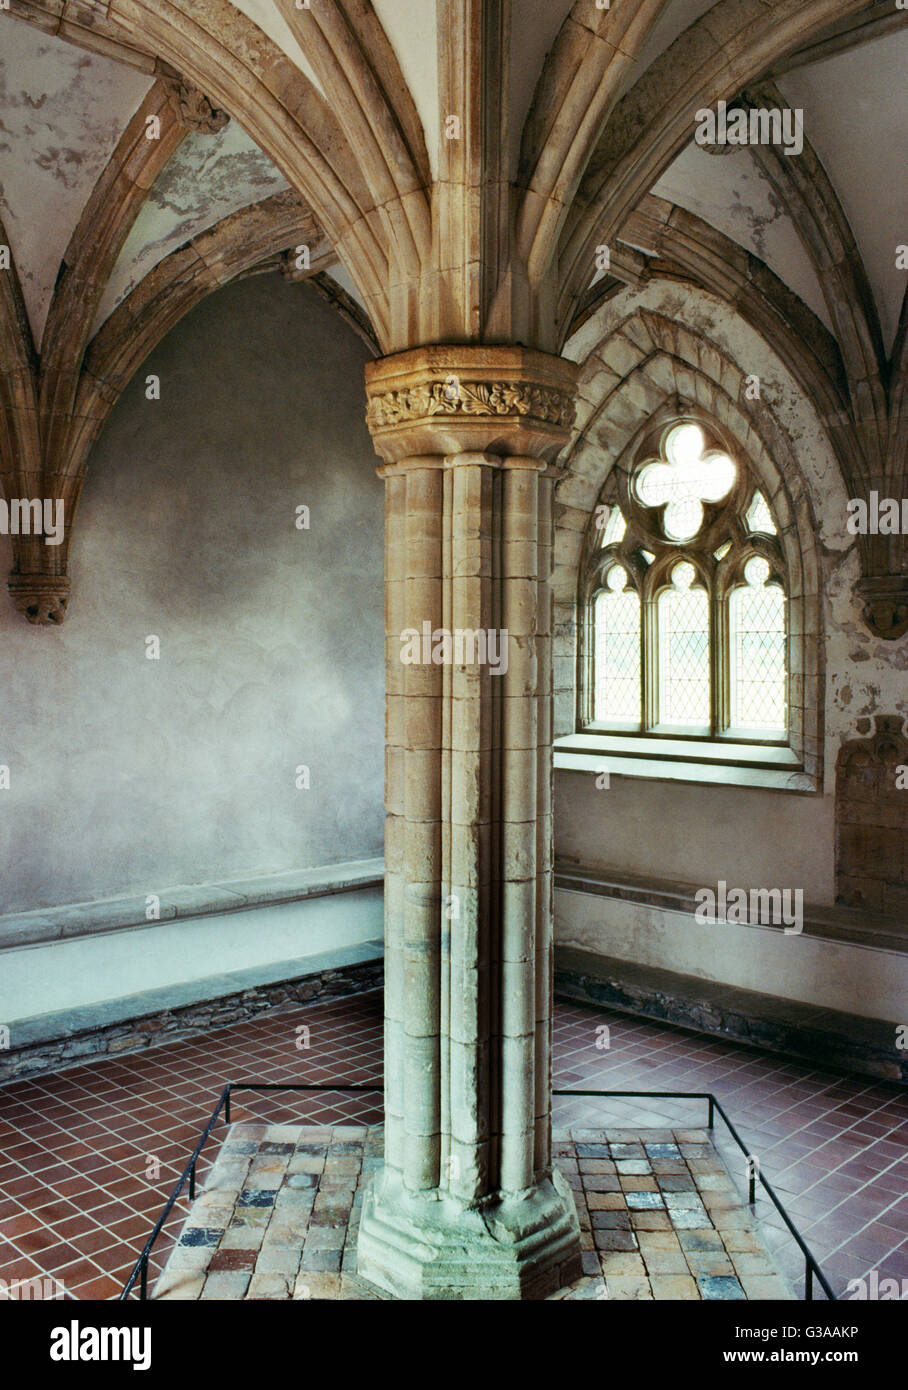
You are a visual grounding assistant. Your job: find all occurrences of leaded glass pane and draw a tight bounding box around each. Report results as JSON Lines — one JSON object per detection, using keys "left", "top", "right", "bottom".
{"left": 658, "top": 567, "right": 710, "bottom": 726}
{"left": 731, "top": 573, "right": 786, "bottom": 730}
{"left": 665, "top": 423, "right": 706, "bottom": 469}
{"left": 636, "top": 425, "right": 736, "bottom": 542}
{"left": 663, "top": 495, "right": 704, "bottom": 542}
{"left": 587, "top": 417, "right": 791, "bottom": 743}
{"left": 594, "top": 574, "right": 641, "bottom": 723}
{"left": 599, "top": 506, "right": 626, "bottom": 548}
{"left": 745, "top": 490, "right": 777, "bottom": 535}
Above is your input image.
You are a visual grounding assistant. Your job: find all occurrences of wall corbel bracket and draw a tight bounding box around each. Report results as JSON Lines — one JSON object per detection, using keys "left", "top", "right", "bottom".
{"left": 8, "top": 572, "right": 71, "bottom": 626}
{"left": 856, "top": 575, "right": 908, "bottom": 642}
{"left": 159, "top": 73, "right": 230, "bottom": 134}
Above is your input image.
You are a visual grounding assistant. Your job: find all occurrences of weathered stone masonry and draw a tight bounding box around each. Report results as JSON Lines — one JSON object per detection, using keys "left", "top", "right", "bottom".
{"left": 355, "top": 346, "right": 583, "bottom": 1299}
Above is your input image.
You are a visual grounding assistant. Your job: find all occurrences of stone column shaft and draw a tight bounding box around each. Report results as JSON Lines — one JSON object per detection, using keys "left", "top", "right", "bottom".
{"left": 357, "top": 345, "right": 581, "bottom": 1299}
{"left": 447, "top": 454, "right": 498, "bottom": 1203}
{"left": 536, "top": 470, "right": 556, "bottom": 1180}
{"left": 384, "top": 459, "right": 446, "bottom": 1193}
{"left": 498, "top": 461, "right": 541, "bottom": 1196}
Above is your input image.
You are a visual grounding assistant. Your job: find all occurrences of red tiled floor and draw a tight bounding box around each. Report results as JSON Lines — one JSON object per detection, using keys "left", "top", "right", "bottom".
{"left": 552, "top": 999, "right": 908, "bottom": 1299}
{"left": 0, "top": 988, "right": 905, "bottom": 1300}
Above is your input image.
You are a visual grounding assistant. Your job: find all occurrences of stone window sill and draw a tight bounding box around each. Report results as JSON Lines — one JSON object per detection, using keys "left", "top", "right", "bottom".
{"left": 554, "top": 732, "right": 813, "bottom": 792}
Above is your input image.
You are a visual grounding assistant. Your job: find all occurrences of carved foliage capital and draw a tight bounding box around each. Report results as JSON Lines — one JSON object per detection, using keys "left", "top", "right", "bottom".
{"left": 364, "top": 346, "right": 579, "bottom": 465}
{"left": 366, "top": 380, "right": 574, "bottom": 430}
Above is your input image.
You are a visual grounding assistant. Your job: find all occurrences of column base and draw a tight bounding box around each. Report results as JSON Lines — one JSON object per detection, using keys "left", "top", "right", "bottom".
{"left": 356, "top": 1166, "right": 582, "bottom": 1300}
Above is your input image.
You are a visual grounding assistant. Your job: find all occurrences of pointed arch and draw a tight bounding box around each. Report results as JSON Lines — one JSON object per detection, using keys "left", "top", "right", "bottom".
{"left": 554, "top": 0, "right": 878, "bottom": 345}
{"left": 515, "top": 0, "right": 665, "bottom": 290}
{"left": 66, "top": 192, "right": 332, "bottom": 500}
{"left": 887, "top": 287, "right": 908, "bottom": 491}
{"left": 104, "top": 0, "right": 402, "bottom": 344}
{"left": 38, "top": 82, "right": 187, "bottom": 471}
{"left": 280, "top": 0, "right": 431, "bottom": 273}
{"left": 0, "top": 219, "right": 41, "bottom": 496}
{"left": 582, "top": 196, "right": 864, "bottom": 505}
{"left": 553, "top": 305, "right": 829, "bottom": 780}
{"left": 741, "top": 81, "right": 888, "bottom": 473}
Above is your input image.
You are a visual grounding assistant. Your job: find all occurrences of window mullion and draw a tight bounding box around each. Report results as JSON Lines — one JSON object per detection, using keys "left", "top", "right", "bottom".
{"left": 712, "top": 587, "right": 730, "bottom": 735}
{"left": 643, "top": 590, "right": 658, "bottom": 731}
{"left": 581, "top": 416, "right": 794, "bottom": 749}
{"left": 579, "top": 587, "right": 592, "bottom": 729}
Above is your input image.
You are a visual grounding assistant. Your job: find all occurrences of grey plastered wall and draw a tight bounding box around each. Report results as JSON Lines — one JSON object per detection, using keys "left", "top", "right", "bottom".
{"left": 0, "top": 275, "right": 385, "bottom": 913}
{"left": 554, "top": 772, "right": 836, "bottom": 905}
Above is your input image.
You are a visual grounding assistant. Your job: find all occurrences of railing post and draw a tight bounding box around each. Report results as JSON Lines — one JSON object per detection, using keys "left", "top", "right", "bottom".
{"left": 140, "top": 1258, "right": 147, "bottom": 1301}
{"left": 749, "top": 1168, "right": 756, "bottom": 1205}
{"left": 189, "top": 1162, "right": 196, "bottom": 1201}
{"left": 806, "top": 1262, "right": 814, "bottom": 1301}
{"left": 225, "top": 1089, "right": 231, "bottom": 1124}
{"left": 707, "top": 1096, "right": 715, "bottom": 1129}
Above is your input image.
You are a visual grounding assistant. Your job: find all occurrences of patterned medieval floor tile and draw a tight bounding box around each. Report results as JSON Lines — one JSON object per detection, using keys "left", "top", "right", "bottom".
{"left": 151, "top": 1122, "right": 794, "bottom": 1301}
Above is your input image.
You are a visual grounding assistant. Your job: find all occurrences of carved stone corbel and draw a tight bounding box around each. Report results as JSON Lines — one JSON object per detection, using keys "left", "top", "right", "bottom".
{"left": 856, "top": 575, "right": 908, "bottom": 642}
{"left": 161, "top": 76, "right": 230, "bottom": 134}
{"left": 8, "top": 572, "right": 71, "bottom": 626}
{"left": 7, "top": 526, "right": 71, "bottom": 625}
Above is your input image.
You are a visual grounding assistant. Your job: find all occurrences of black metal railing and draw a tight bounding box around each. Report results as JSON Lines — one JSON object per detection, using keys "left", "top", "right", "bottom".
{"left": 120, "top": 1083, "right": 834, "bottom": 1301}
{"left": 553, "top": 1088, "right": 836, "bottom": 1301}
{"left": 118, "top": 1083, "right": 382, "bottom": 1301}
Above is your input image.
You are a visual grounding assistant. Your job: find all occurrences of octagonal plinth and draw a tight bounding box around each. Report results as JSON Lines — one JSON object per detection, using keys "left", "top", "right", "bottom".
{"left": 356, "top": 1165, "right": 582, "bottom": 1301}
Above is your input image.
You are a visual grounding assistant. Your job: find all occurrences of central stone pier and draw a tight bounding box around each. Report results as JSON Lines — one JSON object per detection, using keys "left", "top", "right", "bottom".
{"left": 354, "top": 346, "right": 583, "bottom": 1299}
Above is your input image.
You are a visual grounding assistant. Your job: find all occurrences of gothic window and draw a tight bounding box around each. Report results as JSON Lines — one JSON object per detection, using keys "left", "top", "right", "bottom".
{"left": 581, "top": 415, "right": 788, "bottom": 741}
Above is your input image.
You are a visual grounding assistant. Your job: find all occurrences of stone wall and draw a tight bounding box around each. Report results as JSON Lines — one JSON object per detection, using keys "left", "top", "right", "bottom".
{"left": 0, "top": 957, "right": 383, "bottom": 1085}
{"left": 836, "top": 716, "right": 908, "bottom": 914}
{"left": 553, "top": 279, "right": 908, "bottom": 912}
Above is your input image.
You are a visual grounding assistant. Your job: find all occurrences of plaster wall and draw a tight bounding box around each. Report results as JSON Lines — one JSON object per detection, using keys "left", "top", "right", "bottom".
{"left": 555, "top": 773, "right": 836, "bottom": 905}
{"left": 554, "top": 890, "right": 908, "bottom": 1023}
{"left": 0, "top": 886, "right": 382, "bottom": 1023}
{"left": 651, "top": 144, "right": 833, "bottom": 331}
{"left": 0, "top": 272, "right": 385, "bottom": 914}
{"left": 0, "top": 24, "right": 152, "bottom": 345}
{"left": 95, "top": 125, "right": 290, "bottom": 330}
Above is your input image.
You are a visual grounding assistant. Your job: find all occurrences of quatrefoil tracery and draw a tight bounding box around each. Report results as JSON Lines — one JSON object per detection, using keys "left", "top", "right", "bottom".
{"left": 635, "top": 422, "right": 736, "bottom": 543}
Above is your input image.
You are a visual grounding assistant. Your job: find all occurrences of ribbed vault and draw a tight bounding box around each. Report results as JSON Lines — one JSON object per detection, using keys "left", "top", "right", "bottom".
{"left": 0, "top": 0, "right": 905, "bottom": 628}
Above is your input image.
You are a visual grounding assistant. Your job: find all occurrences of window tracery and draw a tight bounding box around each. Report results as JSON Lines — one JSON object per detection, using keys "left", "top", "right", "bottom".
{"left": 583, "top": 416, "right": 787, "bottom": 739}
